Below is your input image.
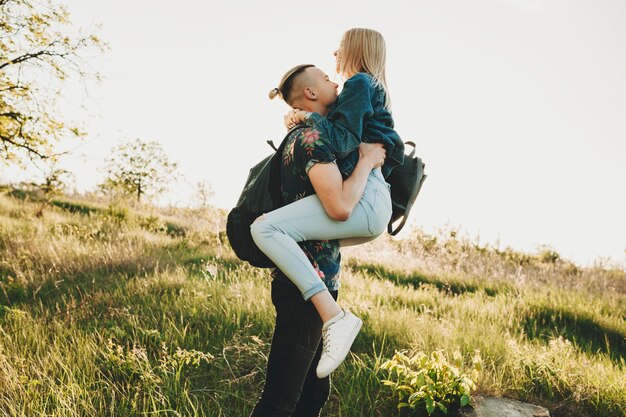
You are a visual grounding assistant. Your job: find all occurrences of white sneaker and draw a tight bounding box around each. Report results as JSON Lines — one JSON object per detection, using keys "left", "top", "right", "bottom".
{"left": 316, "top": 309, "right": 362, "bottom": 378}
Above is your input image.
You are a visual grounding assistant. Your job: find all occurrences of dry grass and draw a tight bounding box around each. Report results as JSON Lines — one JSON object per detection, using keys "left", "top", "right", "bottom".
{"left": 0, "top": 192, "right": 624, "bottom": 416}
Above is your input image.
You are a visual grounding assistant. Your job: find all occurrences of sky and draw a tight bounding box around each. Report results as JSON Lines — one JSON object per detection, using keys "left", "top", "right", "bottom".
{"left": 3, "top": 0, "right": 625, "bottom": 267}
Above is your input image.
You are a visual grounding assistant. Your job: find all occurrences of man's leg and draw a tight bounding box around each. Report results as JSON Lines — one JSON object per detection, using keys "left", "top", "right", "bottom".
{"left": 249, "top": 274, "right": 338, "bottom": 417}
{"left": 291, "top": 336, "right": 332, "bottom": 417}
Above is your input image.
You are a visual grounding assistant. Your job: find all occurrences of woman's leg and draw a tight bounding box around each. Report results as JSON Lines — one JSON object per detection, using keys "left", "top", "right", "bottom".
{"left": 339, "top": 236, "right": 379, "bottom": 248}
{"left": 250, "top": 171, "right": 391, "bottom": 302}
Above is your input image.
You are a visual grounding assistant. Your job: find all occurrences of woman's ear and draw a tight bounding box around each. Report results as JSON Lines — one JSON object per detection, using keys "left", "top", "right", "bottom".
{"left": 303, "top": 87, "right": 317, "bottom": 100}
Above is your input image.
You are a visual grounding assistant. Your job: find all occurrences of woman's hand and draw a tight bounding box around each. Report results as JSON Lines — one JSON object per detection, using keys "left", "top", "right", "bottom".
{"left": 283, "top": 109, "right": 309, "bottom": 129}
{"left": 358, "top": 143, "right": 386, "bottom": 169}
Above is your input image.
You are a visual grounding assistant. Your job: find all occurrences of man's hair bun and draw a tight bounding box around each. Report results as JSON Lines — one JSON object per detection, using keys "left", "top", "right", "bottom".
{"left": 268, "top": 88, "right": 281, "bottom": 100}
{"left": 271, "top": 64, "right": 315, "bottom": 105}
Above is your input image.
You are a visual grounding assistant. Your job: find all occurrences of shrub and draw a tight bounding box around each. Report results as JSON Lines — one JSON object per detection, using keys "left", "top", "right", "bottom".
{"left": 381, "top": 350, "right": 482, "bottom": 415}
{"left": 107, "top": 205, "right": 129, "bottom": 224}
{"left": 138, "top": 215, "right": 165, "bottom": 233}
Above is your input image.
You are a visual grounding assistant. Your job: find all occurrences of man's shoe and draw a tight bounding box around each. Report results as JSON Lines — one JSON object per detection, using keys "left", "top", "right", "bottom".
{"left": 316, "top": 309, "right": 362, "bottom": 378}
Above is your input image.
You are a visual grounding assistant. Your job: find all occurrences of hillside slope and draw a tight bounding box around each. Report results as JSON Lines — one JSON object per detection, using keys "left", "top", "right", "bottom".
{"left": 0, "top": 194, "right": 624, "bottom": 416}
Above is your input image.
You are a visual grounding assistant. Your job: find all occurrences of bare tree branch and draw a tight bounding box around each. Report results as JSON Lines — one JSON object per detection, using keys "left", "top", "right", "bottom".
{"left": 0, "top": 133, "right": 48, "bottom": 159}
{"left": 0, "top": 85, "right": 27, "bottom": 93}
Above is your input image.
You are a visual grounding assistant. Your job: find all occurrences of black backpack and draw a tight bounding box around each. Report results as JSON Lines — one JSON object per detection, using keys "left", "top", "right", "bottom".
{"left": 226, "top": 127, "right": 304, "bottom": 268}
{"left": 386, "top": 141, "right": 427, "bottom": 236}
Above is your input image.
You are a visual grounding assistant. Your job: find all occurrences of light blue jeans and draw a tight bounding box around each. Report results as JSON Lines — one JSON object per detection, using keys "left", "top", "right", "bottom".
{"left": 250, "top": 168, "right": 392, "bottom": 300}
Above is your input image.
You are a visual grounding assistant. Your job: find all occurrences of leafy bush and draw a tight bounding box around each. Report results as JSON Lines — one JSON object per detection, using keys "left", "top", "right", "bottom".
{"left": 107, "top": 205, "right": 129, "bottom": 223}
{"left": 381, "top": 350, "right": 482, "bottom": 415}
{"left": 138, "top": 215, "right": 166, "bottom": 233}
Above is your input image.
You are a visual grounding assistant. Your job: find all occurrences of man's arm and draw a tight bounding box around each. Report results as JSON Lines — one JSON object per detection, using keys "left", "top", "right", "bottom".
{"left": 308, "top": 143, "right": 385, "bottom": 221}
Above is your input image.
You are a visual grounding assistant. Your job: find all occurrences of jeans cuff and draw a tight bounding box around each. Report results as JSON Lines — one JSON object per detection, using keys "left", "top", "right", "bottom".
{"left": 302, "top": 282, "right": 327, "bottom": 301}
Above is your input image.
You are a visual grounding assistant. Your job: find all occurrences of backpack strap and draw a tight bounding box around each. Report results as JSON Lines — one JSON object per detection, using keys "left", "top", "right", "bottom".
{"left": 387, "top": 142, "right": 427, "bottom": 236}
{"left": 267, "top": 125, "right": 307, "bottom": 152}
{"left": 388, "top": 215, "right": 408, "bottom": 236}
{"left": 267, "top": 140, "right": 278, "bottom": 151}
{"left": 267, "top": 125, "right": 309, "bottom": 206}
{"left": 267, "top": 125, "right": 307, "bottom": 153}
{"left": 405, "top": 141, "right": 416, "bottom": 158}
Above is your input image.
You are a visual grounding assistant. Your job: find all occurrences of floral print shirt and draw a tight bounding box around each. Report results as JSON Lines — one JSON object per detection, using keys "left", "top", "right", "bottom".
{"left": 273, "top": 126, "right": 342, "bottom": 291}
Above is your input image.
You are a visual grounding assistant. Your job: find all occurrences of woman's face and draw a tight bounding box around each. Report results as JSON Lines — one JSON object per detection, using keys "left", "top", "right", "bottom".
{"left": 333, "top": 43, "right": 343, "bottom": 75}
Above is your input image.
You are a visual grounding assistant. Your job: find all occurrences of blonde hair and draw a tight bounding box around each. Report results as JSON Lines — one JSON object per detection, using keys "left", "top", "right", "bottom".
{"left": 268, "top": 64, "right": 315, "bottom": 106}
{"left": 338, "top": 28, "right": 391, "bottom": 109}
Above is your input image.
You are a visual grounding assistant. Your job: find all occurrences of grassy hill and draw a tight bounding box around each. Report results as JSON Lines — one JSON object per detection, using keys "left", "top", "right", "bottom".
{"left": 0, "top": 192, "right": 624, "bottom": 416}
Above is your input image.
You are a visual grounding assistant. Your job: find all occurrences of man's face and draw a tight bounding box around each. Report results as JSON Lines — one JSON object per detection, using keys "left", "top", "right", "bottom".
{"left": 308, "top": 67, "right": 339, "bottom": 109}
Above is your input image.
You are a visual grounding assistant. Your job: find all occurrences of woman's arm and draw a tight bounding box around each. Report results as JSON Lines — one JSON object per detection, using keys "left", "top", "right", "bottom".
{"left": 308, "top": 142, "right": 385, "bottom": 221}
{"left": 291, "top": 74, "right": 376, "bottom": 157}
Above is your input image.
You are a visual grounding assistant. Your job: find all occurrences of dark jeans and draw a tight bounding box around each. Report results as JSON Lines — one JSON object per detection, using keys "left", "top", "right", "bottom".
{"left": 250, "top": 274, "right": 339, "bottom": 417}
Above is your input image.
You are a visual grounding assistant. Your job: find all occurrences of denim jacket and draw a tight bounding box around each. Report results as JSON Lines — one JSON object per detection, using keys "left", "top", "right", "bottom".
{"left": 305, "top": 72, "right": 405, "bottom": 178}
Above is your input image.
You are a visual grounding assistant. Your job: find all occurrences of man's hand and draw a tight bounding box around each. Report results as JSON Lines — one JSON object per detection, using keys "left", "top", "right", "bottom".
{"left": 309, "top": 142, "right": 386, "bottom": 222}
{"left": 358, "top": 143, "right": 386, "bottom": 169}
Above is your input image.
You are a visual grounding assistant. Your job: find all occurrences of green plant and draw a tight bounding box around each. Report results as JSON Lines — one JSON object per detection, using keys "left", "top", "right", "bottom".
{"left": 100, "top": 338, "right": 214, "bottom": 403}
{"left": 381, "top": 350, "right": 482, "bottom": 415}
{"left": 138, "top": 215, "right": 165, "bottom": 233}
{"left": 107, "top": 204, "right": 129, "bottom": 223}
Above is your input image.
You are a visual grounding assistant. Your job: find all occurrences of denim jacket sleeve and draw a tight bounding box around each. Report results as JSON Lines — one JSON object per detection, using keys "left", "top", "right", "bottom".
{"left": 303, "top": 73, "right": 405, "bottom": 177}
{"left": 304, "top": 73, "right": 375, "bottom": 158}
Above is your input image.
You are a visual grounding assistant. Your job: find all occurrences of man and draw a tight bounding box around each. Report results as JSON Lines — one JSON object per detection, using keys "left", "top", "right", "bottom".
{"left": 249, "top": 64, "right": 385, "bottom": 417}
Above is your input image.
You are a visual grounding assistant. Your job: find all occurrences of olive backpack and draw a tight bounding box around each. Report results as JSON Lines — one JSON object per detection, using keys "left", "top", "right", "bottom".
{"left": 226, "top": 127, "right": 304, "bottom": 268}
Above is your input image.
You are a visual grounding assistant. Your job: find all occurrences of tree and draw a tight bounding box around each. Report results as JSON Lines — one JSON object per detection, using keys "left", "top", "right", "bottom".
{"left": 7, "top": 164, "right": 74, "bottom": 216}
{"left": 0, "top": 0, "right": 105, "bottom": 164}
{"left": 40, "top": 166, "right": 74, "bottom": 198}
{"left": 33, "top": 166, "right": 74, "bottom": 216}
{"left": 193, "top": 180, "right": 214, "bottom": 209}
{"left": 100, "top": 139, "right": 178, "bottom": 203}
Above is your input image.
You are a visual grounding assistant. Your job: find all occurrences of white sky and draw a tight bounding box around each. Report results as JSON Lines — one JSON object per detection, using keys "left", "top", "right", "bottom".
{"left": 3, "top": 0, "right": 625, "bottom": 267}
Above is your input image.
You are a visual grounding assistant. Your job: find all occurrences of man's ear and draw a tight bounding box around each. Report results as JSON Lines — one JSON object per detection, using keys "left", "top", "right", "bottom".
{"left": 303, "top": 87, "right": 317, "bottom": 100}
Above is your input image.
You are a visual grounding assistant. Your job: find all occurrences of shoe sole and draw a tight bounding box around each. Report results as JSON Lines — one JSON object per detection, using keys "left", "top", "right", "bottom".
{"left": 316, "top": 317, "right": 363, "bottom": 379}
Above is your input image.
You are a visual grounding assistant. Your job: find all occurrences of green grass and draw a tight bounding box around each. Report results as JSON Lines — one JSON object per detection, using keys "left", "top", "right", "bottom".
{"left": 0, "top": 192, "right": 624, "bottom": 416}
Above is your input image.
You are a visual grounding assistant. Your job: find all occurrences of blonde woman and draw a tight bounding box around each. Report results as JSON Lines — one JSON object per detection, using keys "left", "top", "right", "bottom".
{"left": 251, "top": 28, "right": 405, "bottom": 379}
